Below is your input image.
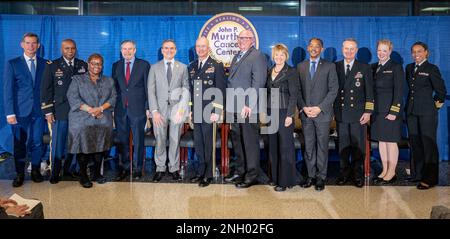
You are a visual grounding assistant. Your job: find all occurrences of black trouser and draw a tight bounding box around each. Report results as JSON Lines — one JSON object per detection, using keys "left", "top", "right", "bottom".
{"left": 230, "top": 114, "right": 260, "bottom": 183}
{"left": 407, "top": 113, "right": 439, "bottom": 185}
{"left": 337, "top": 122, "right": 366, "bottom": 180}
{"left": 77, "top": 152, "right": 104, "bottom": 180}
{"left": 268, "top": 109, "right": 297, "bottom": 187}
{"left": 193, "top": 123, "right": 214, "bottom": 179}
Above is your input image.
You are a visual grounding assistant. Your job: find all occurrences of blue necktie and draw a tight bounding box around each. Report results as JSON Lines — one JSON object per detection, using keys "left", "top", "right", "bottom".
{"left": 310, "top": 61, "right": 316, "bottom": 79}
{"left": 236, "top": 52, "right": 243, "bottom": 62}
{"left": 30, "top": 58, "right": 36, "bottom": 83}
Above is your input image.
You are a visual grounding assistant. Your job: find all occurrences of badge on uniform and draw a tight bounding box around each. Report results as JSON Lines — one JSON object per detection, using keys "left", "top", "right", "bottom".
{"left": 418, "top": 72, "right": 429, "bottom": 76}
{"left": 355, "top": 79, "right": 361, "bottom": 87}
{"left": 205, "top": 67, "right": 215, "bottom": 73}
{"left": 383, "top": 70, "right": 392, "bottom": 73}
{"left": 78, "top": 66, "right": 86, "bottom": 73}
{"left": 204, "top": 80, "right": 208, "bottom": 85}
{"left": 355, "top": 72, "right": 363, "bottom": 79}
{"left": 55, "top": 69, "right": 64, "bottom": 77}
{"left": 57, "top": 80, "right": 63, "bottom": 86}
{"left": 208, "top": 80, "right": 213, "bottom": 85}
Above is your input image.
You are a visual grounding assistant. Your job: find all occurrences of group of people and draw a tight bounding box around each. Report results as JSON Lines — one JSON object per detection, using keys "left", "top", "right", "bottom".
{"left": 2, "top": 30, "right": 446, "bottom": 192}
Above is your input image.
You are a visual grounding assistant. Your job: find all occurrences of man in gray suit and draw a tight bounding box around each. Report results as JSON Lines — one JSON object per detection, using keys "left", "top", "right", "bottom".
{"left": 224, "top": 30, "right": 267, "bottom": 188}
{"left": 297, "top": 38, "right": 338, "bottom": 191}
{"left": 148, "top": 39, "right": 190, "bottom": 182}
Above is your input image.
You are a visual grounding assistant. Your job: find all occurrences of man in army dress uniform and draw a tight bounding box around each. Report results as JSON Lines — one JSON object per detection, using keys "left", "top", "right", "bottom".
{"left": 334, "top": 38, "right": 374, "bottom": 188}
{"left": 40, "top": 39, "right": 88, "bottom": 184}
{"left": 188, "top": 37, "right": 226, "bottom": 187}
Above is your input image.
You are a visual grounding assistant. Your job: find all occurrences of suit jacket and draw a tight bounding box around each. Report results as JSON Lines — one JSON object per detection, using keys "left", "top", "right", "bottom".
{"left": 297, "top": 58, "right": 338, "bottom": 122}
{"left": 147, "top": 59, "right": 189, "bottom": 119}
{"left": 3, "top": 55, "right": 46, "bottom": 118}
{"left": 267, "top": 64, "right": 299, "bottom": 117}
{"left": 112, "top": 58, "right": 151, "bottom": 118}
{"left": 334, "top": 60, "right": 374, "bottom": 123}
{"left": 188, "top": 56, "right": 226, "bottom": 121}
{"left": 40, "top": 57, "right": 88, "bottom": 120}
{"left": 226, "top": 46, "right": 267, "bottom": 113}
{"left": 371, "top": 59, "right": 404, "bottom": 116}
{"left": 405, "top": 60, "right": 447, "bottom": 116}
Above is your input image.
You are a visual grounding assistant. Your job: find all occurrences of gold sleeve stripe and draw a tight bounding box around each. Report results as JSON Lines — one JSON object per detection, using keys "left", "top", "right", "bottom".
{"left": 390, "top": 105, "right": 400, "bottom": 112}
{"left": 212, "top": 102, "right": 223, "bottom": 109}
{"left": 365, "top": 102, "right": 374, "bottom": 110}
{"left": 41, "top": 104, "right": 54, "bottom": 110}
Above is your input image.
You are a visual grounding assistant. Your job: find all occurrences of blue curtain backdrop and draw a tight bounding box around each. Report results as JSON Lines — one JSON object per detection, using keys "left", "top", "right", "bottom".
{"left": 1, "top": 15, "right": 449, "bottom": 160}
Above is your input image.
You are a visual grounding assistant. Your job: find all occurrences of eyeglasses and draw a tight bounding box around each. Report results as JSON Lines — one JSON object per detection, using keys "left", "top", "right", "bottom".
{"left": 238, "top": 37, "right": 253, "bottom": 41}
{"left": 89, "top": 62, "right": 102, "bottom": 67}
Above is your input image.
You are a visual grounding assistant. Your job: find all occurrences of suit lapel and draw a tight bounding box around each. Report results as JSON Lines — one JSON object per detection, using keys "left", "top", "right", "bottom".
{"left": 128, "top": 59, "right": 140, "bottom": 87}
{"left": 229, "top": 47, "right": 254, "bottom": 79}
{"left": 20, "top": 56, "right": 34, "bottom": 85}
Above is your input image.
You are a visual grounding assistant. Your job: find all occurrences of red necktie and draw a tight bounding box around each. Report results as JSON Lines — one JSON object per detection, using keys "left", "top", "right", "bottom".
{"left": 125, "top": 61, "right": 131, "bottom": 107}
{"left": 125, "top": 61, "right": 131, "bottom": 85}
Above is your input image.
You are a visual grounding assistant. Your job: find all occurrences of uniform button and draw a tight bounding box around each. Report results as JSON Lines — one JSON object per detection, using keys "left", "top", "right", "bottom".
{"left": 350, "top": 104, "right": 354, "bottom": 107}
{"left": 341, "top": 97, "right": 344, "bottom": 100}
{"left": 341, "top": 90, "right": 344, "bottom": 93}
{"left": 411, "top": 84, "right": 414, "bottom": 87}
{"left": 196, "top": 88, "right": 199, "bottom": 90}
{"left": 350, "top": 97, "right": 354, "bottom": 100}
{"left": 341, "top": 104, "right": 344, "bottom": 107}
{"left": 411, "top": 90, "right": 414, "bottom": 93}
{"left": 197, "top": 77, "right": 200, "bottom": 79}
{"left": 196, "top": 82, "right": 200, "bottom": 85}
{"left": 196, "top": 94, "right": 199, "bottom": 96}
{"left": 411, "top": 97, "right": 414, "bottom": 100}
{"left": 350, "top": 90, "right": 354, "bottom": 93}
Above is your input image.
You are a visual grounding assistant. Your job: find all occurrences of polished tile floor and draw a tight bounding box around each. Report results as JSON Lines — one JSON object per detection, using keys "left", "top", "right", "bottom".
{"left": 1, "top": 180, "right": 449, "bottom": 219}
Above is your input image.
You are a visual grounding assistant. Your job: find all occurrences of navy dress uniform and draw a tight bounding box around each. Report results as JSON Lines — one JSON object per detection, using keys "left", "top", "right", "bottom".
{"left": 188, "top": 56, "right": 226, "bottom": 182}
{"left": 334, "top": 60, "right": 374, "bottom": 182}
{"left": 405, "top": 60, "right": 446, "bottom": 186}
{"left": 40, "top": 57, "right": 88, "bottom": 181}
{"left": 370, "top": 59, "right": 404, "bottom": 142}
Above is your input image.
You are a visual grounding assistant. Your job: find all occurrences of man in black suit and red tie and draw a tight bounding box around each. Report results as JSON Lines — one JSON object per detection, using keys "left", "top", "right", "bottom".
{"left": 334, "top": 38, "right": 374, "bottom": 188}
{"left": 112, "top": 40, "right": 151, "bottom": 181}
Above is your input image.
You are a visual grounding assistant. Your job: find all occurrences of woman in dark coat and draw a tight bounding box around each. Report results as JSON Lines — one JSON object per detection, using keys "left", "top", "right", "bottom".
{"left": 370, "top": 39, "right": 404, "bottom": 184}
{"left": 267, "top": 43, "right": 299, "bottom": 191}
{"left": 67, "top": 53, "right": 116, "bottom": 188}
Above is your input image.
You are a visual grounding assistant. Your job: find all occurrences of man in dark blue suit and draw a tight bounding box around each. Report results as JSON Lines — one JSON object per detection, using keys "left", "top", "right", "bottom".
{"left": 112, "top": 40, "right": 151, "bottom": 181}
{"left": 3, "top": 32, "right": 47, "bottom": 187}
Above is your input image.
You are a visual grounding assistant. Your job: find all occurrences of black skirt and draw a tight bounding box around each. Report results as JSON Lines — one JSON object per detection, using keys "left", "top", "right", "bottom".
{"left": 370, "top": 113, "right": 402, "bottom": 142}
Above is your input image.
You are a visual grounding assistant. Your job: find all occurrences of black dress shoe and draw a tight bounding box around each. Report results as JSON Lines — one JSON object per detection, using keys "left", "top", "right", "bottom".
{"left": 274, "top": 186, "right": 286, "bottom": 192}
{"left": 268, "top": 181, "right": 276, "bottom": 186}
{"left": 417, "top": 182, "right": 434, "bottom": 190}
{"left": 300, "top": 178, "right": 315, "bottom": 188}
{"left": 12, "top": 174, "right": 25, "bottom": 187}
{"left": 315, "top": 179, "right": 325, "bottom": 191}
{"left": 336, "top": 177, "right": 348, "bottom": 185}
{"left": 93, "top": 175, "right": 107, "bottom": 184}
{"left": 380, "top": 175, "right": 397, "bottom": 185}
{"left": 31, "top": 169, "right": 44, "bottom": 183}
{"left": 114, "top": 170, "right": 130, "bottom": 181}
{"left": 49, "top": 177, "right": 60, "bottom": 184}
{"left": 153, "top": 172, "right": 164, "bottom": 182}
{"left": 354, "top": 178, "right": 364, "bottom": 188}
{"left": 199, "top": 178, "right": 212, "bottom": 187}
{"left": 133, "top": 172, "right": 142, "bottom": 180}
{"left": 79, "top": 178, "right": 93, "bottom": 188}
{"left": 171, "top": 171, "right": 181, "bottom": 181}
{"left": 373, "top": 177, "right": 384, "bottom": 184}
{"left": 190, "top": 175, "right": 203, "bottom": 183}
{"left": 235, "top": 180, "right": 257, "bottom": 188}
{"left": 224, "top": 174, "right": 243, "bottom": 184}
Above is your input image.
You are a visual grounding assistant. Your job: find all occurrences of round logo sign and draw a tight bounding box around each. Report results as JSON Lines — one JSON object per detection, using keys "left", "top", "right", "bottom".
{"left": 198, "top": 12, "right": 259, "bottom": 68}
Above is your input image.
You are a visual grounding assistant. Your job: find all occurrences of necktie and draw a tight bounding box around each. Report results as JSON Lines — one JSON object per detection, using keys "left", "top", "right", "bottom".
{"left": 167, "top": 62, "right": 172, "bottom": 85}
{"left": 236, "top": 52, "right": 243, "bottom": 62}
{"left": 29, "top": 58, "right": 36, "bottom": 83}
{"left": 345, "top": 64, "right": 351, "bottom": 79}
{"left": 376, "top": 64, "right": 382, "bottom": 73}
{"left": 125, "top": 61, "right": 131, "bottom": 85}
{"left": 68, "top": 60, "right": 74, "bottom": 71}
{"left": 310, "top": 61, "right": 316, "bottom": 79}
{"left": 198, "top": 61, "right": 203, "bottom": 71}
{"left": 414, "top": 64, "right": 419, "bottom": 74}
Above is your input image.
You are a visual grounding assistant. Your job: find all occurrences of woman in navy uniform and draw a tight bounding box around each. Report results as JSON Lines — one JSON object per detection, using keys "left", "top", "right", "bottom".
{"left": 267, "top": 44, "right": 299, "bottom": 192}
{"left": 370, "top": 39, "right": 404, "bottom": 185}
{"left": 406, "top": 42, "right": 447, "bottom": 190}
